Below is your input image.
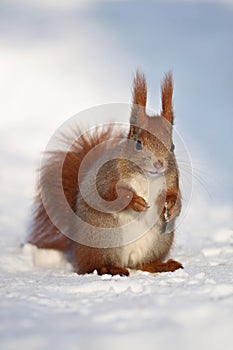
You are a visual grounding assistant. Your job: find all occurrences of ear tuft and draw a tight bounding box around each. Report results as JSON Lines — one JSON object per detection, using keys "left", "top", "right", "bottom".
{"left": 161, "top": 72, "right": 174, "bottom": 124}
{"left": 132, "top": 70, "right": 147, "bottom": 107}
{"left": 130, "top": 70, "right": 147, "bottom": 127}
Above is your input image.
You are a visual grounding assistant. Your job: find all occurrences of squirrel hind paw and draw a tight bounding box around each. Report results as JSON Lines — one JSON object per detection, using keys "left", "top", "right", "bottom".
{"left": 97, "top": 266, "right": 129, "bottom": 276}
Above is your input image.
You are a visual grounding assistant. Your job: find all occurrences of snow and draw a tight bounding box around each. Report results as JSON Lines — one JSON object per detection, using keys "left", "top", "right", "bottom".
{"left": 0, "top": 243, "right": 233, "bottom": 350}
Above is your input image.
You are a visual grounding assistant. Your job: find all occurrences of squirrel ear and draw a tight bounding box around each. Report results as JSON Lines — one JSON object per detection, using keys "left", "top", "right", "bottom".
{"left": 130, "top": 71, "right": 147, "bottom": 127}
{"left": 161, "top": 72, "right": 174, "bottom": 125}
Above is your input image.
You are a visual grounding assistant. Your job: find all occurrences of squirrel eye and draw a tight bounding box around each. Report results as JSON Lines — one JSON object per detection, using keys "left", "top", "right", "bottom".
{"left": 170, "top": 143, "right": 175, "bottom": 152}
{"left": 135, "top": 140, "right": 142, "bottom": 151}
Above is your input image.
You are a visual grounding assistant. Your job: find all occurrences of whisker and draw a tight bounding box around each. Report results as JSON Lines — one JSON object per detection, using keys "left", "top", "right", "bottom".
{"left": 178, "top": 165, "right": 213, "bottom": 199}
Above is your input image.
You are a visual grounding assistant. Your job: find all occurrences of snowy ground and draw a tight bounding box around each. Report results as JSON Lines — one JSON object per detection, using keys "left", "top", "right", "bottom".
{"left": 0, "top": 223, "right": 233, "bottom": 350}
{"left": 0, "top": 125, "right": 233, "bottom": 350}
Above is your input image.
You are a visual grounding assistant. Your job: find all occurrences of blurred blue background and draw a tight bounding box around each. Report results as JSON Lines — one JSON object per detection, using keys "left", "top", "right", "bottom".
{"left": 0, "top": 0, "right": 232, "bottom": 207}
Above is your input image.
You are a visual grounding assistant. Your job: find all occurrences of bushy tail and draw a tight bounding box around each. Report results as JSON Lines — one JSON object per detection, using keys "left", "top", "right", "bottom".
{"left": 28, "top": 125, "right": 122, "bottom": 251}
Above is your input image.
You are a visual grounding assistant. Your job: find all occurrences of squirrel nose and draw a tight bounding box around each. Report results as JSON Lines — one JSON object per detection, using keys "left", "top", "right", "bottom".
{"left": 154, "top": 160, "right": 163, "bottom": 170}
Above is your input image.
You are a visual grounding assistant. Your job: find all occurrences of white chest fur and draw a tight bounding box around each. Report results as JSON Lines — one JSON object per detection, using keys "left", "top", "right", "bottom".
{"left": 115, "top": 173, "right": 172, "bottom": 267}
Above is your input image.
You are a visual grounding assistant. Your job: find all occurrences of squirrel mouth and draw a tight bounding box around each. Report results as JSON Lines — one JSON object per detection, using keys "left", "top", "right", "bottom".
{"left": 145, "top": 169, "right": 164, "bottom": 176}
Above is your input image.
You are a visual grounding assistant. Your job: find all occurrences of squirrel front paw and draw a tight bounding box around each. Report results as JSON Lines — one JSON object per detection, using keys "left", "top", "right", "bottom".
{"left": 128, "top": 192, "right": 149, "bottom": 212}
{"left": 116, "top": 183, "right": 149, "bottom": 212}
{"left": 156, "top": 190, "right": 181, "bottom": 222}
{"left": 164, "top": 193, "right": 181, "bottom": 221}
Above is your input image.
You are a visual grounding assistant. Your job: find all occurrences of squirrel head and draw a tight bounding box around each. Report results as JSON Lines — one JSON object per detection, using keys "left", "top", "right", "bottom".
{"left": 127, "top": 71, "right": 176, "bottom": 176}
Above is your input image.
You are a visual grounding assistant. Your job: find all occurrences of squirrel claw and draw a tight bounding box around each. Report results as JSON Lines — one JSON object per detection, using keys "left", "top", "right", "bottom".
{"left": 128, "top": 193, "right": 149, "bottom": 212}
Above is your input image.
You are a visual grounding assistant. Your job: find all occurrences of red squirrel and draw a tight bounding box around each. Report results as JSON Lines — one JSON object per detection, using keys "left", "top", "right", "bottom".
{"left": 28, "top": 71, "right": 182, "bottom": 276}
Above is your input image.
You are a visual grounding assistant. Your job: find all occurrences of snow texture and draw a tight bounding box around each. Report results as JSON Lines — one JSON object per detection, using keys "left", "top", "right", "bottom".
{"left": 1, "top": 229, "right": 233, "bottom": 350}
